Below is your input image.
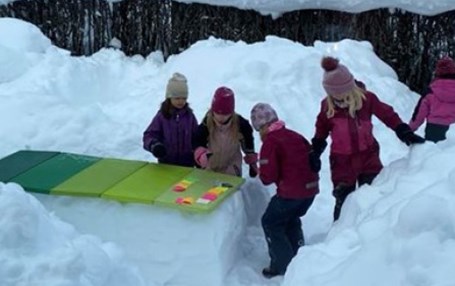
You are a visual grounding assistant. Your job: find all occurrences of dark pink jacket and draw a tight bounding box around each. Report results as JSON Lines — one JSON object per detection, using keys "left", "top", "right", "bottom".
{"left": 314, "top": 91, "right": 403, "bottom": 155}
{"left": 409, "top": 79, "right": 455, "bottom": 131}
{"left": 259, "top": 126, "right": 319, "bottom": 199}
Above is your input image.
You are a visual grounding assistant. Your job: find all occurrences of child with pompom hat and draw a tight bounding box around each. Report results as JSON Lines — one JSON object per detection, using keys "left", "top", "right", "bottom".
{"left": 409, "top": 56, "right": 455, "bottom": 142}
{"left": 193, "top": 86, "right": 258, "bottom": 177}
{"left": 250, "top": 102, "right": 318, "bottom": 278}
{"left": 311, "top": 56, "right": 424, "bottom": 221}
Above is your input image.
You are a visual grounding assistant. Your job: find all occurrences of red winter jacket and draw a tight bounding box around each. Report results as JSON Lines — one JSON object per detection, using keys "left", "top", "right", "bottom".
{"left": 314, "top": 91, "right": 403, "bottom": 155}
{"left": 259, "top": 127, "right": 319, "bottom": 199}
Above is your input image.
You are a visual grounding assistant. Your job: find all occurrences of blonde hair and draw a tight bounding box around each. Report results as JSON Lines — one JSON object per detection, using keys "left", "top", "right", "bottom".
{"left": 326, "top": 86, "right": 366, "bottom": 118}
{"left": 206, "top": 110, "right": 240, "bottom": 142}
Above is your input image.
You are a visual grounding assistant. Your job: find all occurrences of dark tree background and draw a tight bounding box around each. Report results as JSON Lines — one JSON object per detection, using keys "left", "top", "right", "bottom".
{"left": 1, "top": 0, "right": 454, "bottom": 93}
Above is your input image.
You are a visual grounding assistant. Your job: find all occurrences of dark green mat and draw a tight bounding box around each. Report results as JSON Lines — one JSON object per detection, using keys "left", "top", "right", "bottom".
{"left": 0, "top": 150, "right": 59, "bottom": 182}
{"left": 10, "top": 153, "right": 100, "bottom": 194}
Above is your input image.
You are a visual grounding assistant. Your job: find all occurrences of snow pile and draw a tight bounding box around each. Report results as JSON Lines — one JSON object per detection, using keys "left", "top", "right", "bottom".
{"left": 0, "top": 182, "right": 144, "bottom": 286}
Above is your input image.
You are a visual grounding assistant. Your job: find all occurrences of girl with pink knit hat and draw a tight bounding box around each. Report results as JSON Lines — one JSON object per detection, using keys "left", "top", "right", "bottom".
{"left": 310, "top": 56, "right": 424, "bottom": 221}
{"left": 192, "top": 86, "right": 258, "bottom": 177}
{"left": 409, "top": 56, "right": 455, "bottom": 142}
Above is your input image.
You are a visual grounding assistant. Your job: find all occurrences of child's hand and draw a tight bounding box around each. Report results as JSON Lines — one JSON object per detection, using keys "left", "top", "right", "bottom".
{"left": 194, "top": 147, "right": 209, "bottom": 168}
{"left": 404, "top": 133, "right": 425, "bottom": 146}
{"left": 243, "top": 153, "right": 258, "bottom": 164}
{"left": 151, "top": 142, "right": 167, "bottom": 158}
{"left": 394, "top": 123, "right": 426, "bottom": 146}
{"left": 249, "top": 164, "right": 258, "bottom": 178}
{"left": 309, "top": 151, "right": 321, "bottom": 172}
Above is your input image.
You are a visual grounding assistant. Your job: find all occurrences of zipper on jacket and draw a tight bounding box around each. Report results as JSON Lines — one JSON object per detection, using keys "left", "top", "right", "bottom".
{"left": 176, "top": 113, "right": 181, "bottom": 159}
{"left": 349, "top": 113, "right": 360, "bottom": 153}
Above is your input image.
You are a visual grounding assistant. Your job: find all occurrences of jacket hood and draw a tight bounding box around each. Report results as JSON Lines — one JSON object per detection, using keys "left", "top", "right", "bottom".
{"left": 430, "top": 79, "right": 455, "bottom": 103}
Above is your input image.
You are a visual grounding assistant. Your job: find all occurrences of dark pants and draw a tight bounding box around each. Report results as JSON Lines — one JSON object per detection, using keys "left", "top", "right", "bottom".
{"left": 261, "top": 195, "right": 315, "bottom": 274}
{"left": 333, "top": 173, "right": 377, "bottom": 221}
{"left": 425, "top": 123, "right": 449, "bottom": 143}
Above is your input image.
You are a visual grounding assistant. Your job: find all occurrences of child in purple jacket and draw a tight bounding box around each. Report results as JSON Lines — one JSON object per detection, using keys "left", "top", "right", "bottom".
{"left": 409, "top": 56, "right": 455, "bottom": 142}
{"left": 143, "top": 73, "right": 198, "bottom": 167}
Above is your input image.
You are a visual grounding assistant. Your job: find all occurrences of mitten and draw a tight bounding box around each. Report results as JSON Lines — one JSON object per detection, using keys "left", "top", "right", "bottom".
{"left": 243, "top": 153, "right": 258, "bottom": 178}
{"left": 311, "top": 137, "right": 327, "bottom": 156}
{"left": 308, "top": 151, "right": 321, "bottom": 173}
{"left": 243, "top": 153, "right": 258, "bottom": 165}
{"left": 394, "top": 123, "right": 425, "bottom": 146}
{"left": 332, "top": 184, "right": 355, "bottom": 199}
{"left": 249, "top": 163, "right": 258, "bottom": 178}
{"left": 151, "top": 142, "right": 167, "bottom": 158}
{"left": 194, "top": 147, "right": 209, "bottom": 168}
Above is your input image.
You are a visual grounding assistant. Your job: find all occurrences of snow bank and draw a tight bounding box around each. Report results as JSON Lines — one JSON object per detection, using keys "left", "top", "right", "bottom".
{"left": 0, "top": 182, "right": 143, "bottom": 286}
{"left": 32, "top": 188, "right": 249, "bottom": 286}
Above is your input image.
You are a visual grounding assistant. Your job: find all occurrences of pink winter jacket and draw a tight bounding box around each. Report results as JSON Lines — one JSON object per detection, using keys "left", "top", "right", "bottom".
{"left": 314, "top": 91, "right": 403, "bottom": 155}
{"left": 409, "top": 79, "right": 455, "bottom": 131}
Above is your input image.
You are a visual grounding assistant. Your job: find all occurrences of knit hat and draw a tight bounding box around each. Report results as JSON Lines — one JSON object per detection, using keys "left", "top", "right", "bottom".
{"left": 250, "top": 103, "right": 279, "bottom": 131}
{"left": 435, "top": 56, "right": 455, "bottom": 77}
{"left": 166, "top": 73, "right": 188, "bottom": 98}
{"left": 321, "top": 57, "right": 355, "bottom": 95}
{"left": 211, "top": 86, "right": 235, "bottom": 115}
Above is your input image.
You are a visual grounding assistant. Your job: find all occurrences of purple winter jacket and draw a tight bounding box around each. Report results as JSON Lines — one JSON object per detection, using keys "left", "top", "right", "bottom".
{"left": 409, "top": 79, "right": 455, "bottom": 131}
{"left": 143, "top": 107, "right": 198, "bottom": 167}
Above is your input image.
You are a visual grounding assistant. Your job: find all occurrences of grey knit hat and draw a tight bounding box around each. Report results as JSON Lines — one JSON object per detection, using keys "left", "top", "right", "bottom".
{"left": 250, "top": 103, "right": 279, "bottom": 131}
{"left": 166, "top": 73, "right": 188, "bottom": 98}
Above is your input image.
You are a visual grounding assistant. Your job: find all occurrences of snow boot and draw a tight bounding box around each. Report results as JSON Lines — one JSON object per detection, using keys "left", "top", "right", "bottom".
{"left": 262, "top": 267, "right": 284, "bottom": 279}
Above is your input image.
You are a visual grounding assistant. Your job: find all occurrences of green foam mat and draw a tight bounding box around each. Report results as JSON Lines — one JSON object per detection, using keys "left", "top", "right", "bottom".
{"left": 11, "top": 153, "right": 100, "bottom": 194}
{"left": 51, "top": 158, "right": 147, "bottom": 197}
{"left": 101, "top": 163, "right": 193, "bottom": 204}
{"left": 0, "top": 150, "right": 59, "bottom": 182}
{"left": 3, "top": 150, "right": 245, "bottom": 213}
{"left": 154, "top": 168, "right": 245, "bottom": 213}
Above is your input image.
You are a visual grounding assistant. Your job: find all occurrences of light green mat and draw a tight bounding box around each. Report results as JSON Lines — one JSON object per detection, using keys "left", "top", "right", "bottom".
{"left": 154, "top": 168, "right": 245, "bottom": 213}
{"left": 51, "top": 158, "right": 147, "bottom": 197}
{"left": 101, "top": 163, "right": 193, "bottom": 204}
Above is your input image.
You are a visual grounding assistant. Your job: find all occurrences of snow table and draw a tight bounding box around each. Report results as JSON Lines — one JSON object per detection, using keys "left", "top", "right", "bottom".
{"left": 0, "top": 150, "right": 245, "bottom": 213}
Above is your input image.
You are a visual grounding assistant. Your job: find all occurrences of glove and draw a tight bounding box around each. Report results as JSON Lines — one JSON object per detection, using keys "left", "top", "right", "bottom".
{"left": 151, "top": 142, "right": 167, "bottom": 158}
{"left": 332, "top": 184, "right": 355, "bottom": 199}
{"left": 308, "top": 151, "right": 321, "bottom": 173}
{"left": 394, "top": 123, "right": 426, "bottom": 146}
{"left": 249, "top": 164, "right": 258, "bottom": 178}
{"left": 244, "top": 153, "right": 258, "bottom": 178}
{"left": 311, "top": 137, "right": 327, "bottom": 156}
{"left": 243, "top": 153, "right": 258, "bottom": 165}
{"left": 194, "top": 147, "right": 209, "bottom": 168}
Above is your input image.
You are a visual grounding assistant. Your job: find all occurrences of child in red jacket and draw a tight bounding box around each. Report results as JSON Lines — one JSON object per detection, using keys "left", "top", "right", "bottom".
{"left": 250, "top": 103, "right": 319, "bottom": 278}
{"left": 310, "top": 57, "right": 425, "bottom": 221}
{"left": 409, "top": 56, "right": 455, "bottom": 142}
